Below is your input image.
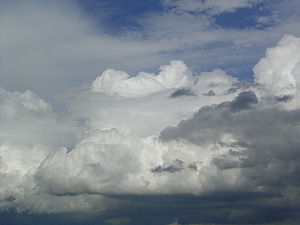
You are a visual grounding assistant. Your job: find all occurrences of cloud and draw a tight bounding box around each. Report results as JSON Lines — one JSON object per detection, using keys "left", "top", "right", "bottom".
{"left": 0, "top": 33, "right": 300, "bottom": 225}
{"left": 92, "top": 61, "right": 193, "bottom": 97}
{"left": 151, "top": 159, "right": 185, "bottom": 173}
{"left": 170, "top": 88, "right": 196, "bottom": 98}
{"left": 230, "top": 90, "right": 258, "bottom": 111}
{"left": 0, "top": 144, "right": 49, "bottom": 209}
{"left": 0, "top": 0, "right": 169, "bottom": 99}
{"left": 70, "top": 63, "right": 240, "bottom": 138}
{"left": 253, "top": 34, "right": 300, "bottom": 99}
{"left": 163, "top": 0, "right": 262, "bottom": 15}
{"left": 1, "top": 0, "right": 300, "bottom": 103}
{"left": 1, "top": 0, "right": 300, "bottom": 223}
{"left": 104, "top": 217, "right": 131, "bottom": 225}
{"left": 35, "top": 91, "right": 300, "bottom": 199}
{"left": 161, "top": 90, "right": 300, "bottom": 191}
{"left": 193, "top": 68, "right": 239, "bottom": 95}
{"left": 0, "top": 87, "right": 79, "bottom": 147}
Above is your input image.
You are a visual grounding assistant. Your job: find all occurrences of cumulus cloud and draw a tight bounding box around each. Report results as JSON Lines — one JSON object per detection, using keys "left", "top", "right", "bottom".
{"left": 92, "top": 61, "right": 193, "bottom": 97}
{"left": 33, "top": 90, "right": 300, "bottom": 199}
{"left": 0, "top": 87, "right": 85, "bottom": 213}
{"left": 0, "top": 60, "right": 244, "bottom": 212}
{"left": 35, "top": 126, "right": 249, "bottom": 196}
{"left": 0, "top": 34, "right": 300, "bottom": 220}
{"left": 253, "top": 34, "right": 300, "bottom": 99}
{"left": 161, "top": 91, "right": 300, "bottom": 190}
{"left": 1, "top": 0, "right": 300, "bottom": 223}
{"left": 0, "top": 87, "right": 79, "bottom": 147}
{"left": 34, "top": 35, "right": 300, "bottom": 203}
{"left": 193, "top": 68, "right": 239, "bottom": 96}
{"left": 73, "top": 62, "right": 239, "bottom": 137}
{"left": 0, "top": 144, "right": 49, "bottom": 208}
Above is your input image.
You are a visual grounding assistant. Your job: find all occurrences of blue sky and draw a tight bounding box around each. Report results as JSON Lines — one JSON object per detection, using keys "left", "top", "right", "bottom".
{"left": 79, "top": 0, "right": 164, "bottom": 33}
{"left": 80, "top": 0, "right": 267, "bottom": 31}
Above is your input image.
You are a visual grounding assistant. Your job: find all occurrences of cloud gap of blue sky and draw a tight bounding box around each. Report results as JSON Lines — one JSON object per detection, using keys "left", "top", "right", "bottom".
{"left": 78, "top": 0, "right": 163, "bottom": 34}
{"left": 214, "top": 4, "right": 270, "bottom": 29}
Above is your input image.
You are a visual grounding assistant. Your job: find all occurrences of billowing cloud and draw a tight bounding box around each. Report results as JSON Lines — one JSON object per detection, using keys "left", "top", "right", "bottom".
{"left": 92, "top": 61, "right": 193, "bottom": 97}
{"left": 30, "top": 36, "right": 300, "bottom": 199}
{"left": 193, "top": 68, "right": 239, "bottom": 96}
{"left": 0, "top": 33, "right": 300, "bottom": 225}
{"left": 0, "top": 87, "right": 79, "bottom": 147}
{"left": 73, "top": 62, "right": 240, "bottom": 138}
{"left": 253, "top": 34, "right": 300, "bottom": 99}
{"left": 1, "top": 0, "right": 300, "bottom": 223}
{"left": 161, "top": 91, "right": 300, "bottom": 190}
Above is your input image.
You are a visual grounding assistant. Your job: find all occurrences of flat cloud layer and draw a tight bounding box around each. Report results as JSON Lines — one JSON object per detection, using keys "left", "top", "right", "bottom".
{"left": 0, "top": 34, "right": 300, "bottom": 224}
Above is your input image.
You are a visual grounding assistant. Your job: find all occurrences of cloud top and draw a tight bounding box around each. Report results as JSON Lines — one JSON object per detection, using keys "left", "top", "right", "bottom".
{"left": 92, "top": 60, "right": 193, "bottom": 97}
{"left": 254, "top": 34, "right": 300, "bottom": 99}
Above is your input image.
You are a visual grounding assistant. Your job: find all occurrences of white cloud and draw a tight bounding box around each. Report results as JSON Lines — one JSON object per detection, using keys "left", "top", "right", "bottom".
{"left": 92, "top": 61, "right": 193, "bottom": 97}
{"left": 253, "top": 34, "right": 300, "bottom": 99}
{"left": 193, "top": 68, "right": 239, "bottom": 95}
{"left": 35, "top": 128, "right": 245, "bottom": 196}
{"left": 82, "top": 62, "right": 240, "bottom": 137}
{"left": 0, "top": 87, "right": 79, "bottom": 147}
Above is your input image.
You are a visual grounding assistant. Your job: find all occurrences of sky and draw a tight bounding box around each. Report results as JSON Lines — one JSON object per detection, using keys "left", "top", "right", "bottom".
{"left": 0, "top": 0, "right": 300, "bottom": 225}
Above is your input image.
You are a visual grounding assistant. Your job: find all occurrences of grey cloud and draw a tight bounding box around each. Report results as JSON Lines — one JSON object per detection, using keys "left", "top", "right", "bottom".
{"left": 225, "top": 81, "right": 252, "bottom": 95}
{"left": 275, "top": 95, "right": 293, "bottom": 102}
{"left": 212, "top": 156, "right": 240, "bottom": 170}
{"left": 170, "top": 88, "right": 196, "bottom": 98}
{"left": 151, "top": 159, "right": 200, "bottom": 173}
{"left": 151, "top": 159, "right": 184, "bottom": 173}
{"left": 202, "top": 90, "right": 216, "bottom": 96}
{"left": 230, "top": 90, "right": 258, "bottom": 112}
{"left": 105, "top": 217, "right": 131, "bottom": 225}
{"left": 160, "top": 91, "right": 300, "bottom": 190}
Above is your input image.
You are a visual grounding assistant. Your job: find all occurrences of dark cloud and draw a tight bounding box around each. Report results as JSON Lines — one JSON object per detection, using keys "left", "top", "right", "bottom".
{"left": 230, "top": 91, "right": 258, "bottom": 112}
{"left": 275, "top": 95, "right": 293, "bottom": 102}
{"left": 151, "top": 159, "right": 185, "bottom": 173}
{"left": 1, "top": 193, "right": 300, "bottom": 225}
{"left": 161, "top": 91, "right": 300, "bottom": 192}
{"left": 212, "top": 156, "right": 240, "bottom": 170}
{"left": 170, "top": 88, "right": 196, "bottom": 98}
{"left": 203, "top": 90, "right": 216, "bottom": 96}
{"left": 151, "top": 159, "right": 199, "bottom": 173}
